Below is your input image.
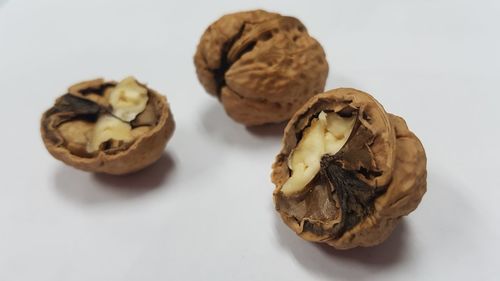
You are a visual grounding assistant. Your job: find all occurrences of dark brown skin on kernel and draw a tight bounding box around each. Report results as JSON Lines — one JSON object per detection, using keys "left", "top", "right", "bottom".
{"left": 272, "top": 88, "right": 427, "bottom": 249}
{"left": 194, "top": 10, "right": 328, "bottom": 126}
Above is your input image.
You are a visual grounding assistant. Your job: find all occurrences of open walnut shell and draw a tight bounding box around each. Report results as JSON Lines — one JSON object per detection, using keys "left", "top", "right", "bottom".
{"left": 272, "top": 88, "right": 426, "bottom": 249}
{"left": 194, "top": 10, "right": 328, "bottom": 126}
{"left": 41, "top": 77, "right": 175, "bottom": 175}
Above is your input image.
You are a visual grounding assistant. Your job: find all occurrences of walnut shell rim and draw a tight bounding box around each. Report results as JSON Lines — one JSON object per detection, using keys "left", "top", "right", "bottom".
{"left": 272, "top": 88, "right": 427, "bottom": 249}
{"left": 40, "top": 78, "right": 175, "bottom": 175}
{"left": 194, "top": 9, "right": 329, "bottom": 126}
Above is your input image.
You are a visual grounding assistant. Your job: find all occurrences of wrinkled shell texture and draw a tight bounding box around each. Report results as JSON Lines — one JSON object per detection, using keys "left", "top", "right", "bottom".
{"left": 41, "top": 79, "right": 175, "bottom": 175}
{"left": 194, "top": 10, "right": 329, "bottom": 126}
{"left": 272, "top": 88, "right": 426, "bottom": 249}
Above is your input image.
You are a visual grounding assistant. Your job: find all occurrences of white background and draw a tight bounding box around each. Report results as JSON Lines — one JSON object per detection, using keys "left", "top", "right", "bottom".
{"left": 1, "top": 0, "right": 499, "bottom": 280}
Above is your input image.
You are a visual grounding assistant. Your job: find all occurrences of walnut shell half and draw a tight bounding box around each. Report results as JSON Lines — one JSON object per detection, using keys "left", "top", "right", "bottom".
{"left": 194, "top": 10, "right": 329, "bottom": 126}
{"left": 41, "top": 77, "right": 175, "bottom": 175}
{"left": 272, "top": 88, "right": 426, "bottom": 249}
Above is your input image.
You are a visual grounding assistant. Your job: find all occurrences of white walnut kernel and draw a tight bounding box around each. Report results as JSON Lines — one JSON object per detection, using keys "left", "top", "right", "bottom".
{"left": 281, "top": 111, "right": 356, "bottom": 195}
{"left": 86, "top": 115, "right": 133, "bottom": 153}
{"left": 109, "top": 76, "right": 149, "bottom": 122}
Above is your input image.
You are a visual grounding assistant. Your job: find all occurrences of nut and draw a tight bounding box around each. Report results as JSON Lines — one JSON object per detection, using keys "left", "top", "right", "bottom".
{"left": 282, "top": 111, "right": 356, "bottom": 195}
{"left": 108, "top": 76, "right": 149, "bottom": 122}
{"left": 41, "top": 77, "right": 175, "bottom": 175}
{"left": 272, "top": 88, "right": 426, "bottom": 249}
{"left": 86, "top": 114, "right": 133, "bottom": 153}
{"left": 194, "top": 10, "right": 329, "bottom": 126}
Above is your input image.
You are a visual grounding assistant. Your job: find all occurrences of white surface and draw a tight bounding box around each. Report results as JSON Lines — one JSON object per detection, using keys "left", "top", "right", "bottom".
{"left": 1, "top": 0, "right": 499, "bottom": 280}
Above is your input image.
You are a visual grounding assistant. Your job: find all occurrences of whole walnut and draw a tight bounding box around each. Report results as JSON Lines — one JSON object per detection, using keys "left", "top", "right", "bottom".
{"left": 272, "top": 88, "right": 426, "bottom": 249}
{"left": 41, "top": 77, "right": 175, "bottom": 175}
{"left": 194, "top": 10, "right": 329, "bottom": 126}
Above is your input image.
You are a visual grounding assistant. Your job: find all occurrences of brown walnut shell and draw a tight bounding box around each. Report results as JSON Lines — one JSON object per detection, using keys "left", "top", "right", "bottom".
{"left": 194, "top": 10, "right": 329, "bottom": 126}
{"left": 272, "top": 88, "right": 426, "bottom": 249}
{"left": 41, "top": 78, "right": 175, "bottom": 175}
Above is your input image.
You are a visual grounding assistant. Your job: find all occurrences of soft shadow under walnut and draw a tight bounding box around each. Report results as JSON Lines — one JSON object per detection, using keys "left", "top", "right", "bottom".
{"left": 274, "top": 213, "right": 410, "bottom": 280}
{"left": 54, "top": 153, "right": 175, "bottom": 205}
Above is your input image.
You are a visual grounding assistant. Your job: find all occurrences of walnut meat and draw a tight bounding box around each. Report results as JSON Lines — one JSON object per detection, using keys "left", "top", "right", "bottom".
{"left": 194, "top": 10, "right": 329, "bottom": 126}
{"left": 272, "top": 88, "right": 426, "bottom": 249}
{"left": 41, "top": 77, "right": 175, "bottom": 175}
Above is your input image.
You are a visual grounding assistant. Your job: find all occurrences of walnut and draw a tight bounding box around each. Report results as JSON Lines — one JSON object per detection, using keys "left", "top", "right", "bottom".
{"left": 194, "top": 10, "right": 329, "bottom": 126}
{"left": 272, "top": 88, "right": 426, "bottom": 249}
{"left": 41, "top": 77, "right": 175, "bottom": 175}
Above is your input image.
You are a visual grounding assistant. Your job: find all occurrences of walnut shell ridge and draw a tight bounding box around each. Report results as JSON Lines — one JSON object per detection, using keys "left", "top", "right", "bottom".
{"left": 194, "top": 10, "right": 329, "bottom": 126}
{"left": 41, "top": 78, "right": 175, "bottom": 175}
{"left": 272, "top": 88, "right": 427, "bottom": 249}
